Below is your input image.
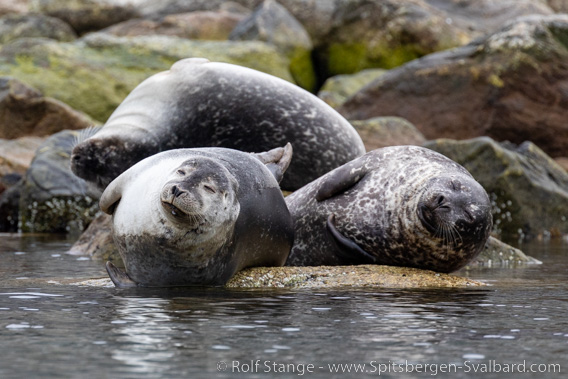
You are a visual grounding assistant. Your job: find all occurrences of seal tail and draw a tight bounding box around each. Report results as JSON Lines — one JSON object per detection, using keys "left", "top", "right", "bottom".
{"left": 105, "top": 261, "right": 138, "bottom": 288}
{"left": 326, "top": 214, "right": 377, "bottom": 265}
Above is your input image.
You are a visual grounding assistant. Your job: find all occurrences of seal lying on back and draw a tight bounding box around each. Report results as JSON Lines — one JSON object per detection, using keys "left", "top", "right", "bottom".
{"left": 100, "top": 144, "right": 294, "bottom": 287}
{"left": 71, "top": 58, "right": 365, "bottom": 191}
{"left": 285, "top": 146, "right": 492, "bottom": 273}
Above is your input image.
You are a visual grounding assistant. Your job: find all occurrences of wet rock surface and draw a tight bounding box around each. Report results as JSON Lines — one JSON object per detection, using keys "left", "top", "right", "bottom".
{"left": 68, "top": 265, "right": 485, "bottom": 289}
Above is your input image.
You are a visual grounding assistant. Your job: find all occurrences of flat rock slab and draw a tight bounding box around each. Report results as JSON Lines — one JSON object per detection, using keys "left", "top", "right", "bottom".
{"left": 226, "top": 265, "right": 485, "bottom": 289}
{"left": 64, "top": 265, "right": 484, "bottom": 289}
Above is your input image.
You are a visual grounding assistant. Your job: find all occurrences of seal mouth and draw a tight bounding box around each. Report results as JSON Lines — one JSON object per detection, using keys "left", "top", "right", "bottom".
{"left": 162, "top": 201, "right": 187, "bottom": 218}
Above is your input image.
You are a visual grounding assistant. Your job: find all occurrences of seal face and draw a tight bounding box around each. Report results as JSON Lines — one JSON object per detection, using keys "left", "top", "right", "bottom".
{"left": 100, "top": 145, "right": 294, "bottom": 287}
{"left": 285, "top": 146, "right": 493, "bottom": 273}
{"left": 71, "top": 58, "right": 365, "bottom": 191}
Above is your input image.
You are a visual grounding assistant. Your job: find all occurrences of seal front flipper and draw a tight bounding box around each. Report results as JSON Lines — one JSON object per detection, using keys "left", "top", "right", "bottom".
{"left": 326, "top": 214, "right": 376, "bottom": 265}
{"left": 316, "top": 160, "right": 368, "bottom": 201}
{"left": 251, "top": 143, "right": 293, "bottom": 183}
{"left": 105, "top": 261, "right": 138, "bottom": 288}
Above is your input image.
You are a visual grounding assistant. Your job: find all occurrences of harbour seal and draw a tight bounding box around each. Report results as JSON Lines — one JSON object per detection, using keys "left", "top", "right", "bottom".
{"left": 100, "top": 144, "right": 294, "bottom": 287}
{"left": 71, "top": 57, "right": 365, "bottom": 191}
{"left": 285, "top": 146, "right": 493, "bottom": 273}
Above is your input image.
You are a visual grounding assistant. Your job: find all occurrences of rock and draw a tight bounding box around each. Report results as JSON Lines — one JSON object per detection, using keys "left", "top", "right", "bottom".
{"left": 340, "top": 15, "right": 568, "bottom": 159}
{"left": 0, "top": 34, "right": 293, "bottom": 121}
{"left": 554, "top": 157, "right": 568, "bottom": 172}
{"left": 230, "top": 0, "right": 315, "bottom": 91}
{"left": 546, "top": 0, "right": 568, "bottom": 13}
{"left": 318, "top": 68, "right": 386, "bottom": 109}
{"left": 30, "top": 0, "right": 140, "bottom": 34}
{"left": 0, "top": 77, "right": 94, "bottom": 138}
{"left": 277, "top": 0, "right": 470, "bottom": 79}
{"left": 425, "top": 0, "right": 554, "bottom": 37}
{"left": 424, "top": 137, "right": 568, "bottom": 241}
{"left": 0, "top": 181, "right": 21, "bottom": 232}
{"left": 0, "top": 136, "right": 45, "bottom": 177}
{"left": 351, "top": 117, "right": 426, "bottom": 151}
{"left": 0, "top": 13, "right": 77, "bottom": 44}
{"left": 467, "top": 236, "right": 542, "bottom": 268}
{"left": 19, "top": 129, "right": 101, "bottom": 234}
{"left": 103, "top": 10, "right": 246, "bottom": 41}
{"left": 0, "top": 0, "right": 29, "bottom": 16}
{"left": 134, "top": 0, "right": 257, "bottom": 19}
{"left": 67, "top": 212, "right": 119, "bottom": 262}
{"left": 226, "top": 265, "right": 484, "bottom": 288}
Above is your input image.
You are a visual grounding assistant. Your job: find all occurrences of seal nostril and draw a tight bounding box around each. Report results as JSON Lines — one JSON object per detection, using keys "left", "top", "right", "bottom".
{"left": 171, "top": 185, "right": 183, "bottom": 197}
{"left": 437, "top": 195, "right": 445, "bottom": 205}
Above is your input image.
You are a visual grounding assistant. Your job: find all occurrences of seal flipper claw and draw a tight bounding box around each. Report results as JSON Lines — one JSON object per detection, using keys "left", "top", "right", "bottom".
{"left": 326, "top": 214, "right": 376, "bottom": 265}
{"left": 105, "top": 261, "right": 138, "bottom": 288}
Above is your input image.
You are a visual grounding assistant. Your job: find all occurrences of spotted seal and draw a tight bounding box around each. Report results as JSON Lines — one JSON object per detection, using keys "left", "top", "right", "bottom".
{"left": 100, "top": 144, "right": 294, "bottom": 287}
{"left": 71, "top": 57, "right": 365, "bottom": 191}
{"left": 284, "top": 146, "right": 492, "bottom": 273}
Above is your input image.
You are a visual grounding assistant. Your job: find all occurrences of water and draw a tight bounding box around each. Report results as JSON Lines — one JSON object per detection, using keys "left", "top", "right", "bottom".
{"left": 0, "top": 234, "right": 566, "bottom": 378}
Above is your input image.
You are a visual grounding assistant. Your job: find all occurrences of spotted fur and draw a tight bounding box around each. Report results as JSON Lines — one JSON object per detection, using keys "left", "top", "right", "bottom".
{"left": 71, "top": 58, "right": 364, "bottom": 191}
{"left": 285, "top": 146, "right": 493, "bottom": 273}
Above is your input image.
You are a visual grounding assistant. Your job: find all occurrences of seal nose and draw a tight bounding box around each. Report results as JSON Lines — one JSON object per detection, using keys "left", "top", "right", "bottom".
{"left": 171, "top": 185, "right": 185, "bottom": 198}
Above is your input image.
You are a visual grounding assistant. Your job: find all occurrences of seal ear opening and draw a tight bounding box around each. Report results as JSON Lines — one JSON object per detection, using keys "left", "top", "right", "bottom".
{"left": 251, "top": 143, "right": 293, "bottom": 183}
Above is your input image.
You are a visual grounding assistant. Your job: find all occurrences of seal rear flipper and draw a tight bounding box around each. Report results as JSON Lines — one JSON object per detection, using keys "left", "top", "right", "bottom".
{"left": 326, "top": 214, "right": 376, "bottom": 265}
{"left": 105, "top": 261, "right": 138, "bottom": 288}
{"left": 251, "top": 143, "right": 293, "bottom": 183}
{"left": 316, "top": 161, "right": 368, "bottom": 201}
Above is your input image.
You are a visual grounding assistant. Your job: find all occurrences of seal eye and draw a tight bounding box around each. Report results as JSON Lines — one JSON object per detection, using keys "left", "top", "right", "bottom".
{"left": 204, "top": 185, "right": 216, "bottom": 194}
{"left": 177, "top": 170, "right": 186, "bottom": 176}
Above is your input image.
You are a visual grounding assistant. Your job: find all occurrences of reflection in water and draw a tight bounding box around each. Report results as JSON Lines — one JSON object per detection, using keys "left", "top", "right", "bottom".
{"left": 0, "top": 235, "right": 567, "bottom": 378}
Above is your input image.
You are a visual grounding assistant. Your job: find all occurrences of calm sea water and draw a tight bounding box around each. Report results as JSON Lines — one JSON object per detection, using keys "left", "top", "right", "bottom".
{"left": 0, "top": 234, "right": 566, "bottom": 378}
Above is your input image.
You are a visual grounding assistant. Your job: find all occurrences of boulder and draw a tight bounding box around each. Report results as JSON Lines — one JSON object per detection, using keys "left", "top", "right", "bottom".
{"left": 230, "top": 0, "right": 315, "bottom": 91}
{"left": 30, "top": 0, "right": 139, "bottom": 34}
{"left": 0, "top": 182, "right": 20, "bottom": 232}
{"left": 351, "top": 117, "right": 426, "bottom": 151}
{"left": 546, "top": 0, "right": 568, "bottom": 13}
{"left": 425, "top": 0, "right": 554, "bottom": 37}
{"left": 18, "top": 129, "right": 101, "bottom": 234}
{"left": 103, "top": 10, "right": 246, "bottom": 41}
{"left": 340, "top": 15, "right": 568, "bottom": 158}
{"left": 0, "top": 0, "right": 29, "bottom": 16}
{"left": 68, "top": 212, "right": 119, "bottom": 262}
{"left": 0, "top": 77, "right": 94, "bottom": 139}
{"left": 0, "top": 13, "right": 76, "bottom": 44}
{"left": 468, "top": 236, "right": 541, "bottom": 267}
{"left": 424, "top": 137, "right": 568, "bottom": 241}
{"left": 0, "top": 34, "right": 293, "bottom": 121}
{"left": 133, "top": 0, "right": 257, "bottom": 19}
{"left": 278, "top": 0, "right": 470, "bottom": 79}
{"left": 0, "top": 136, "right": 45, "bottom": 178}
{"left": 554, "top": 157, "right": 568, "bottom": 172}
{"left": 318, "top": 68, "right": 386, "bottom": 109}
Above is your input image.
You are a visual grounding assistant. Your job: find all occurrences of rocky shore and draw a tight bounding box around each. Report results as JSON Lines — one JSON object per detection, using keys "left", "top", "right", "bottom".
{"left": 0, "top": 0, "right": 563, "bottom": 287}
